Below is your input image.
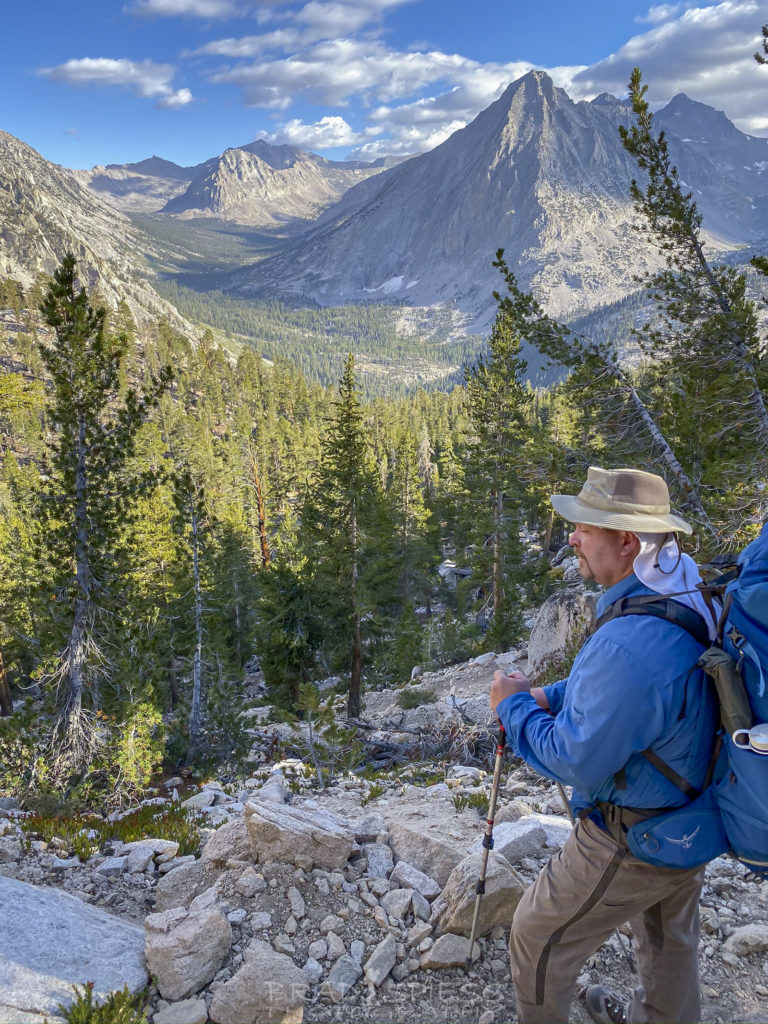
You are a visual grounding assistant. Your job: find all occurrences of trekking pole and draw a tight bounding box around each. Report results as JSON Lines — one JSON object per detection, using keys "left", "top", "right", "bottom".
{"left": 557, "top": 780, "right": 635, "bottom": 975}
{"left": 465, "top": 724, "right": 506, "bottom": 970}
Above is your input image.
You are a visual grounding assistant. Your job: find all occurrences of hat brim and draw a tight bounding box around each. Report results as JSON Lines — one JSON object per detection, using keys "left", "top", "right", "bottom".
{"left": 550, "top": 494, "right": 693, "bottom": 535}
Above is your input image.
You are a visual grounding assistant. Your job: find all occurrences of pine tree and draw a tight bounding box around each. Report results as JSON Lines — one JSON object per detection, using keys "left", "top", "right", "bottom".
{"left": 489, "top": 250, "right": 719, "bottom": 540}
{"left": 302, "top": 355, "right": 388, "bottom": 718}
{"left": 462, "top": 292, "right": 531, "bottom": 649}
{"left": 619, "top": 68, "right": 768, "bottom": 534}
{"left": 37, "top": 254, "right": 171, "bottom": 779}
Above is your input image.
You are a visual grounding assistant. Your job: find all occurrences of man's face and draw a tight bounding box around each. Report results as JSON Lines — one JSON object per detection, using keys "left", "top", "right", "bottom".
{"left": 569, "top": 523, "right": 635, "bottom": 587}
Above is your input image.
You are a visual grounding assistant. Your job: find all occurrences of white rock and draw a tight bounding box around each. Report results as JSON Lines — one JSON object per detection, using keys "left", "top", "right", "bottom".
{"left": 723, "top": 924, "right": 768, "bottom": 957}
{"left": 524, "top": 812, "right": 573, "bottom": 848}
{"left": 154, "top": 860, "right": 213, "bottom": 912}
{"left": 364, "top": 934, "right": 397, "bottom": 987}
{"left": 182, "top": 790, "right": 216, "bottom": 810}
{"left": 420, "top": 933, "right": 480, "bottom": 969}
{"left": 245, "top": 800, "right": 356, "bottom": 871}
{"left": 431, "top": 851, "right": 526, "bottom": 938}
{"left": 274, "top": 933, "right": 295, "bottom": 956}
{"left": 145, "top": 905, "right": 232, "bottom": 1001}
{"left": 303, "top": 957, "right": 323, "bottom": 985}
{"left": 350, "top": 939, "right": 365, "bottom": 963}
{"left": 469, "top": 820, "right": 547, "bottom": 864}
{"left": 322, "top": 954, "right": 362, "bottom": 1003}
{"left": 411, "top": 892, "right": 431, "bottom": 922}
{"left": 288, "top": 886, "right": 306, "bottom": 920}
{"left": 0, "top": 839, "right": 22, "bottom": 863}
{"left": 380, "top": 888, "right": 412, "bottom": 920}
{"left": 382, "top": 802, "right": 479, "bottom": 886}
{"left": 251, "top": 911, "right": 272, "bottom": 930}
{"left": 210, "top": 940, "right": 307, "bottom": 1024}
{"left": 389, "top": 860, "right": 441, "bottom": 899}
{"left": 95, "top": 855, "right": 127, "bottom": 877}
{"left": 0, "top": 876, "right": 145, "bottom": 1020}
{"left": 201, "top": 817, "right": 252, "bottom": 866}
{"left": 326, "top": 931, "right": 346, "bottom": 960}
{"left": 308, "top": 939, "right": 327, "bottom": 960}
{"left": 526, "top": 590, "right": 596, "bottom": 681}
{"left": 236, "top": 867, "right": 267, "bottom": 898}
{"left": 153, "top": 997, "right": 207, "bottom": 1024}
{"left": 362, "top": 843, "right": 393, "bottom": 879}
{"left": 320, "top": 913, "right": 344, "bottom": 935}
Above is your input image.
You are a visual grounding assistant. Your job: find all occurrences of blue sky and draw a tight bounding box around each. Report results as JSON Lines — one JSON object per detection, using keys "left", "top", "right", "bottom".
{"left": 4, "top": 0, "right": 766, "bottom": 169}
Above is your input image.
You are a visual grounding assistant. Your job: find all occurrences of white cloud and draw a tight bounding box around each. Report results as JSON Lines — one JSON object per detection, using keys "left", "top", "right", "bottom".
{"left": 295, "top": 0, "right": 414, "bottom": 38}
{"left": 211, "top": 38, "right": 537, "bottom": 109}
{"left": 258, "top": 113, "right": 377, "bottom": 146}
{"left": 126, "top": 0, "right": 270, "bottom": 16}
{"left": 635, "top": 3, "right": 686, "bottom": 23}
{"left": 572, "top": 1, "right": 768, "bottom": 134}
{"left": 156, "top": 87, "right": 195, "bottom": 107}
{"left": 188, "top": 28, "right": 300, "bottom": 56}
{"left": 38, "top": 57, "right": 193, "bottom": 107}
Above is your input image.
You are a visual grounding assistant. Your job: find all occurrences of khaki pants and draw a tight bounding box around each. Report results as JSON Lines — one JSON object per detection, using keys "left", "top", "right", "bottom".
{"left": 508, "top": 816, "right": 704, "bottom": 1024}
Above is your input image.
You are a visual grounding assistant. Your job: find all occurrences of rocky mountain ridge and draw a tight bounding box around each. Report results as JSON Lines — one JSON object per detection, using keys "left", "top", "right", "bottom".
{"left": 162, "top": 144, "right": 384, "bottom": 227}
{"left": 225, "top": 71, "right": 768, "bottom": 324}
{"left": 0, "top": 131, "right": 198, "bottom": 333}
{"left": 71, "top": 139, "right": 391, "bottom": 226}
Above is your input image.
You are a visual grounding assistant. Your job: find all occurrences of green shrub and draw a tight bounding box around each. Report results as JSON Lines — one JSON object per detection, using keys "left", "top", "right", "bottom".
{"left": 453, "top": 791, "right": 487, "bottom": 813}
{"left": 58, "top": 982, "right": 149, "bottom": 1024}
{"left": 21, "top": 800, "right": 206, "bottom": 859}
{"left": 396, "top": 687, "right": 437, "bottom": 710}
{"left": 362, "top": 782, "right": 384, "bottom": 805}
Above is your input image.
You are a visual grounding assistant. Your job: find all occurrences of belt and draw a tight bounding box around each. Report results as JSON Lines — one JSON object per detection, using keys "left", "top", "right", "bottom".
{"left": 589, "top": 800, "right": 676, "bottom": 848}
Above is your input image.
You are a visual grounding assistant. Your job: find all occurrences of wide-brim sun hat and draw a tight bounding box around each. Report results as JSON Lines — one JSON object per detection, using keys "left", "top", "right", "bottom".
{"left": 551, "top": 466, "right": 692, "bottom": 535}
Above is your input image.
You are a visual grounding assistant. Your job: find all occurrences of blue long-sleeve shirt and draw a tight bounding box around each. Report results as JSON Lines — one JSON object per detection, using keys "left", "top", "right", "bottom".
{"left": 496, "top": 573, "right": 718, "bottom": 814}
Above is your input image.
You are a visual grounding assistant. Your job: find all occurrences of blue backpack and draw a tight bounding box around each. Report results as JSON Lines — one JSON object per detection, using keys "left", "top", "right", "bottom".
{"left": 594, "top": 523, "right": 768, "bottom": 871}
{"left": 712, "top": 523, "right": 768, "bottom": 869}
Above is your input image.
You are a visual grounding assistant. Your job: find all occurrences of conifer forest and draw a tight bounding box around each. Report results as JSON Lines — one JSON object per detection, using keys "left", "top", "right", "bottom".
{"left": 0, "top": 70, "right": 766, "bottom": 811}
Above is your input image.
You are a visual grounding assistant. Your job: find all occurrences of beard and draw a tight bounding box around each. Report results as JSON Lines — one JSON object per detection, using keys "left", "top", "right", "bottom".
{"left": 575, "top": 552, "right": 595, "bottom": 580}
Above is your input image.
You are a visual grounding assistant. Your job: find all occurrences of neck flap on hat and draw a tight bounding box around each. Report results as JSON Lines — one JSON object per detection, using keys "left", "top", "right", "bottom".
{"left": 633, "top": 532, "right": 718, "bottom": 641}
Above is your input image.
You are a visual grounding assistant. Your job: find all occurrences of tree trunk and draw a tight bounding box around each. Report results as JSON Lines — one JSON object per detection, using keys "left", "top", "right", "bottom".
{"left": 542, "top": 508, "right": 555, "bottom": 560}
{"left": 492, "top": 487, "right": 503, "bottom": 621}
{"left": 60, "top": 412, "right": 93, "bottom": 761}
{"left": 0, "top": 647, "right": 12, "bottom": 717}
{"left": 250, "top": 458, "right": 270, "bottom": 569}
{"left": 348, "top": 500, "right": 361, "bottom": 720}
{"left": 593, "top": 344, "right": 719, "bottom": 541}
{"left": 689, "top": 234, "right": 768, "bottom": 444}
{"left": 187, "top": 502, "right": 203, "bottom": 762}
{"left": 232, "top": 575, "right": 242, "bottom": 670}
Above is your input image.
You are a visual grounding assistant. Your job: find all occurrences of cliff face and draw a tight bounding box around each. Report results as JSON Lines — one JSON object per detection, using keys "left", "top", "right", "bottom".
{"left": 162, "top": 143, "right": 383, "bottom": 227}
{"left": 0, "top": 131, "right": 194, "bottom": 330}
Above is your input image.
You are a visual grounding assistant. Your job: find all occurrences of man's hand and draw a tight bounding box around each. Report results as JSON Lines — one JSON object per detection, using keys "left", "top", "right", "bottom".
{"left": 490, "top": 669, "right": 530, "bottom": 712}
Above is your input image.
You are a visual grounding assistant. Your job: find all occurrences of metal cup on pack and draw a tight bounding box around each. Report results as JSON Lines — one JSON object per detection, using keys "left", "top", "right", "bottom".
{"left": 732, "top": 722, "right": 768, "bottom": 755}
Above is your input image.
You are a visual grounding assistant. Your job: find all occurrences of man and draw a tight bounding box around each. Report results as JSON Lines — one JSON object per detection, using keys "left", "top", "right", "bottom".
{"left": 490, "top": 466, "right": 718, "bottom": 1024}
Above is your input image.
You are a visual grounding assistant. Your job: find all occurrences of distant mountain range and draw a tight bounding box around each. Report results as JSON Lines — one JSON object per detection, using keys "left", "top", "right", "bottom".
{"left": 71, "top": 139, "right": 398, "bottom": 227}
{"left": 2, "top": 70, "right": 767, "bottom": 344}
{"left": 224, "top": 72, "right": 768, "bottom": 321}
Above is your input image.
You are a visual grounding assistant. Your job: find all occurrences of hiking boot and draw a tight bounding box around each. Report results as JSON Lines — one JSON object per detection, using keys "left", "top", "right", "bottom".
{"left": 584, "top": 985, "right": 630, "bottom": 1024}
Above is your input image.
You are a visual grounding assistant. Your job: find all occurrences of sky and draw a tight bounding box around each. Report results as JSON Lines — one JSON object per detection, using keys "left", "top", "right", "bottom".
{"left": 3, "top": 0, "right": 767, "bottom": 169}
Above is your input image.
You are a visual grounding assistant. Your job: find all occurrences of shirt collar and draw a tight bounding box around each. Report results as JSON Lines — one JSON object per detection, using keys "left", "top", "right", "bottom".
{"left": 595, "top": 572, "right": 650, "bottom": 617}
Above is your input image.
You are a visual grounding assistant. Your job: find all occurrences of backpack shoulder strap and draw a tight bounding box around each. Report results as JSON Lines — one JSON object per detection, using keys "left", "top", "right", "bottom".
{"left": 593, "top": 595, "right": 710, "bottom": 803}
{"left": 594, "top": 595, "right": 711, "bottom": 648}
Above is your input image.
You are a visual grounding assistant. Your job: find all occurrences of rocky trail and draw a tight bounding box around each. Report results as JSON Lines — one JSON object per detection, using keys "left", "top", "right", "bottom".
{"left": 1, "top": 590, "right": 768, "bottom": 1024}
